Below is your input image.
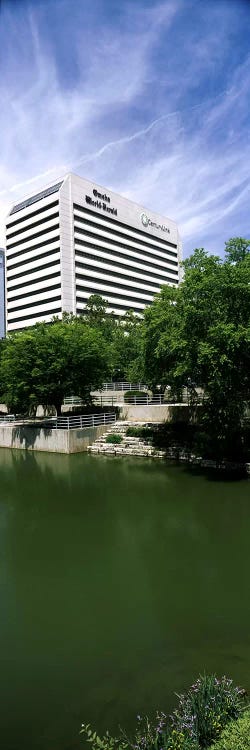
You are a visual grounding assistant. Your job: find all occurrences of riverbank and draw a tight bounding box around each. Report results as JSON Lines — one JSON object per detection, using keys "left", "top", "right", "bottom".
{"left": 81, "top": 675, "right": 250, "bottom": 750}
{"left": 88, "top": 420, "right": 250, "bottom": 476}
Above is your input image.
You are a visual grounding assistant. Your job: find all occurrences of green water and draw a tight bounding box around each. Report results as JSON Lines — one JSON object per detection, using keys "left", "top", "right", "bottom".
{"left": 0, "top": 449, "right": 249, "bottom": 750}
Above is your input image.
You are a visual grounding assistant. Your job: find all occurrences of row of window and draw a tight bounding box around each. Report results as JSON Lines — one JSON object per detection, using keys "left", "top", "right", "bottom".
{"left": 6, "top": 222, "right": 60, "bottom": 251}
{"left": 75, "top": 254, "right": 178, "bottom": 286}
{"left": 8, "top": 308, "right": 62, "bottom": 325}
{"left": 74, "top": 212, "right": 178, "bottom": 262}
{"left": 7, "top": 244, "right": 60, "bottom": 272}
{"left": 6, "top": 199, "right": 59, "bottom": 230}
{"left": 76, "top": 275, "right": 158, "bottom": 296}
{"left": 73, "top": 203, "right": 178, "bottom": 250}
{"left": 76, "top": 289, "right": 149, "bottom": 306}
{"left": 7, "top": 283, "right": 61, "bottom": 304}
{"left": 6, "top": 211, "right": 59, "bottom": 240}
{"left": 76, "top": 299, "right": 143, "bottom": 314}
{"left": 6, "top": 260, "right": 61, "bottom": 284}
{"left": 8, "top": 295, "right": 62, "bottom": 315}
{"left": 74, "top": 238, "right": 178, "bottom": 276}
{"left": 7, "top": 270, "right": 61, "bottom": 293}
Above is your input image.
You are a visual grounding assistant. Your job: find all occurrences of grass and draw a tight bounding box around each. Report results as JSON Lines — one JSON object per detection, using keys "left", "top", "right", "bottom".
{"left": 106, "top": 433, "right": 123, "bottom": 444}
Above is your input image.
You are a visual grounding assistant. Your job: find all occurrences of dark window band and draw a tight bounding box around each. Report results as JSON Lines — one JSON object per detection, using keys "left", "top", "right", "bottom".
{"left": 74, "top": 212, "right": 178, "bottom": 261}
{"left": 7, "top": 260, "right": 60, "bottom": 281}
{"left": 7, "top": 283, "right": 61, "bottom": 303}
{"left": 73, "top": 202, "right": 178, "bottom": 250}
{"left": 8, "top": 295, "right": 61, "bottom": 313}
{"left": 76, "top": 276, "right": 155, "bottom": 296}
{"left": 7, "top": 223, "right": 60, "bottom": 250}
{"left": 76, "top": 290, "right": 149, "bottom": 305}
{"left": 6, "top": 200, "right": 59, "bottom": 229}
{"left": 6, "top": 212, "right": 59, "bottom": 240}
{"left": 77, "top": 300, "right": 144, "bottom": 314}
{"left": 75, "top": 257, "right": 178, "bottom": 285}
{"left": 8, "top": 308, "right": 62, "bottom": 324}
{"left": 7, "top": 271, "right": 61, "bottom": 292}
{"left": 74, "top": 239, "right": 178, "bottom": 275}
{"left": 7, "top": 246, "right": 60, "bottom": 271}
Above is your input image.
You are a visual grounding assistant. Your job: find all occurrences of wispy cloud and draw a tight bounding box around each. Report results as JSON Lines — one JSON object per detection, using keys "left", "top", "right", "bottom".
{"left": 0, "top": 0, "right": 249, "bottom": 255}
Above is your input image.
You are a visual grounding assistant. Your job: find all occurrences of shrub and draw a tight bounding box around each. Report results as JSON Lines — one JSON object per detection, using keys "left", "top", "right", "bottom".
{"left": 80, "top": 724, "right": 127, "bottom": 750}
{"left": 124, "top": 390, "right": 149, "bottom": 402}
{"left": 126, "top": 426, "right": 154, "bottom": 439}
{"left": 106, "top": 433, "right": 123, "bottom": 444}
{"left": 172, "top": 674, "right": 246, "bottom": 748}
{"left": 209, "top": 709, "right": 250, "bottom": 749}
{"left": 80, "top": 676, "right": 246, "bottom": 750}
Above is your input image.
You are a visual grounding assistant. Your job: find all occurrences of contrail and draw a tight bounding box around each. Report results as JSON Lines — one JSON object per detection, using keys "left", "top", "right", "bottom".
{"left": 0, "top": 165, "right": 67, "bottom": 198}
{"left": 0, "top": 88, "right": 230, "bottom": 199}
{"left": 71, "top": 101, "right": 206, "bottom": 169}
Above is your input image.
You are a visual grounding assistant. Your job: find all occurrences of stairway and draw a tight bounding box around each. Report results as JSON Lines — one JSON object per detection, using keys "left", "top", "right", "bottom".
{"left": 88, "top": 421, "right": 165, "bottom": 458}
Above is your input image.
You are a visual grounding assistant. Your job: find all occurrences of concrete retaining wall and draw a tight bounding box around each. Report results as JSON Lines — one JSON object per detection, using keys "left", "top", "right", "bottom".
{"left": 0, "top": 423, "right": 111, "bottom": 454}
{"left": 121, "top": 404, "right": 195, "bottom": 422}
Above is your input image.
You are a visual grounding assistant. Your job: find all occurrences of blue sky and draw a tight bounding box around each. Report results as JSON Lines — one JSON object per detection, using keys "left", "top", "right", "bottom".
{"left": 0, "top": 0, "right": 249, "bottom": 256}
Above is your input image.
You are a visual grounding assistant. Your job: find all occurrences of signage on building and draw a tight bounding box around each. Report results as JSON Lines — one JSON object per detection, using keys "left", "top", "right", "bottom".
{"left": 141, "top": 212, "right": 170, "bottom": 234}
{"left": 85, "top": 188, "right": 118, "bottom": 216}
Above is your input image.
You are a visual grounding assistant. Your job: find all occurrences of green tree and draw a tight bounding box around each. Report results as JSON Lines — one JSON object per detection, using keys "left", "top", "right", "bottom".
{"left": 0, "top": 316, "right": 111, "bottom": 415}
{"left": 142, "top": 242, "right": 250, "bottom": 459}
{"left": 224, "top": 236, "right": 250, "bottom": 264}
{"left": 84, "top": 294, "right": 109, "bottom": 327}
{"left": 111, "top": 310, "right": 143, "bottom": 381}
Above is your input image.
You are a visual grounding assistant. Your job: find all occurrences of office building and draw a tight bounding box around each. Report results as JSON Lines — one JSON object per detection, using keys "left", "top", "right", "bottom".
{"left": 0, "top": 249, "right": 6, "bottom": 337}
{"left": 5, "top": 173, "right": 182, "bottom": 332}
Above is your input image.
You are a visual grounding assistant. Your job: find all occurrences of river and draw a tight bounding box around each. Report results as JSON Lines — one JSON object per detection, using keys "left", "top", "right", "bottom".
{"left": 0, "top": 449, "right": 249, "bottom": 749}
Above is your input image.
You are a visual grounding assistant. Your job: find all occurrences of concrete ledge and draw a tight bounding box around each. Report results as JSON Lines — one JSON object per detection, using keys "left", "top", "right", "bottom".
{"left": 0, "top": 423, "right": 112, "bottom": 454}
{"left": 121, "top": 404, "right": 195, "bottom": 422}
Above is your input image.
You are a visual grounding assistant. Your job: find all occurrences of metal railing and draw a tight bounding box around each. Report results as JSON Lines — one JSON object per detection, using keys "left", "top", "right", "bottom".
{"left": 53, "top": 412, "right": 116, "bottom": 430}
{"left": 94, "top": 395, "right": 125, "bottom": 405}
{"left": 63, "top": 396, "right": 83, "bottom": 405}
{"left": 123, "top": 394, "right": 165, "bottom": 404}
{"left": 100, "top": 382, "right": 148, "bottom": 392}
{"left": 0, "top": 414, "right": 16, "bottom": 422}
{"left": 95, "top": 394, "right": 167, "bottom": 405}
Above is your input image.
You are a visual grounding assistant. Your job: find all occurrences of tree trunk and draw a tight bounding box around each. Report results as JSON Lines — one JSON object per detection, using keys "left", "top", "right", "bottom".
{"left": 54, "top": 400, "right": 62, "bottom": 416}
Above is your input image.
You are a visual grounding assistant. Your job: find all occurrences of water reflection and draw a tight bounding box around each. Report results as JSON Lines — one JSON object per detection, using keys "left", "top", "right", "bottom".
{"left": 0, "top": 450, "right": 249, "bottom": 749}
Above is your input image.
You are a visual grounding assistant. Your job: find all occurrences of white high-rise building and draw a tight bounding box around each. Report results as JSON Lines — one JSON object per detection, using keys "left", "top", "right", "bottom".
{"left": 0, "top": 249, "right": 6, "bottom": 338}
{"left": 5, "top": 173, "right": 182, "bottom": 332}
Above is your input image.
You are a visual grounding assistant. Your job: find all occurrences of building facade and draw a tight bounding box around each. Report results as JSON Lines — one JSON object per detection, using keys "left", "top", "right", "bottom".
{"left": 5, "top": 173, "right": 182, "bottom": 332}
{"left": 0, "top": 249, "right": 6, "bottom": 338}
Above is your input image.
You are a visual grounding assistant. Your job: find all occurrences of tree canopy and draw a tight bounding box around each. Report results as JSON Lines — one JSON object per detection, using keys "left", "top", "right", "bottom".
{"left": 142, "top": 243, "right": 250, "bottom": 459}
{"left": 0, "top": 315, "right": 111, "bottom": 415}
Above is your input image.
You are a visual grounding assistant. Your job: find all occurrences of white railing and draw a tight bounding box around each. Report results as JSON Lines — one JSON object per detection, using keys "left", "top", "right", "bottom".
{"left": 0, "top": 414, "right": 16, "bottom": 422}
{"left": 123, "top": 394, "right": 165, "bottom": 404}
{"left": 100, "top": 382, "right": 148, "bottom": 392}
{"left": 53, "top": 412, "right": 116, "bottom": 430}
{"left": 63, "top": 396, "right": 83, "bottom": 405}
{"left": 94, "top": 394, "right": 167, "bottom": 405}
{"left": 94, "top": 395, "right": 125, "bottom": 405}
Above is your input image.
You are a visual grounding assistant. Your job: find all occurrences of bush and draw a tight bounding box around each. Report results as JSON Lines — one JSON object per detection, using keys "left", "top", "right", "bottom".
{"left": 172, "top": 674, "right": 246, "bottom": 748}
{"left": 209, "top": 709, "right": 250, "bottom": 749}
{"left": 126, "top": 426, "right": 154, "bottom": 439}
{"left": 124, "top": 390, "right": 149, "bottom": 402}
{"left": 106, "top": 433, "right": 123, "bottom": 444}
